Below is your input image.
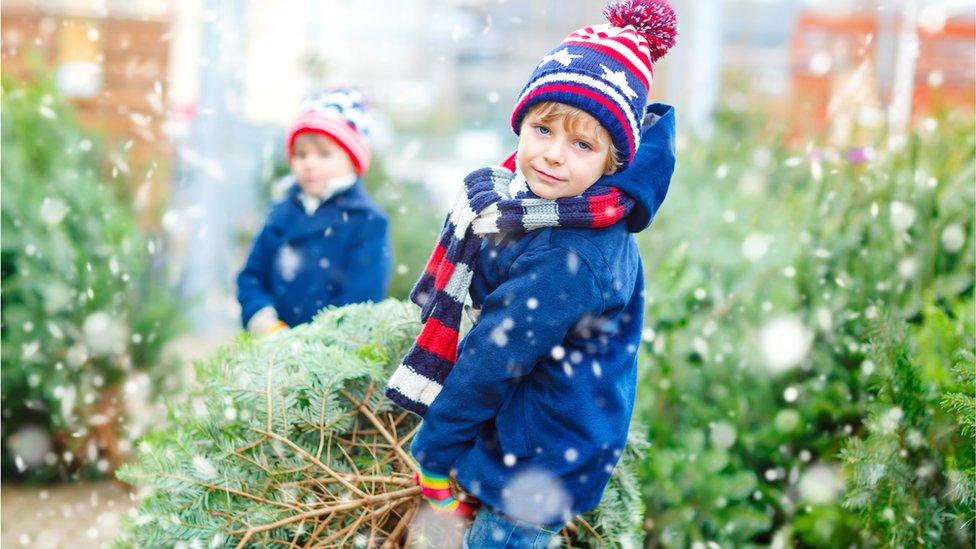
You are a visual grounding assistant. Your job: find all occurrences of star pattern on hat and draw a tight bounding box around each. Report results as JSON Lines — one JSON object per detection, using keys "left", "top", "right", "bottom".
{"left": 302, "top": 88, "right": 372, "bottom": 136}
{"left": 599, "top": 64, "right": 637, "bottom": 100}
{"left": 539, "top": 48, "right": 582, "bottom": 68}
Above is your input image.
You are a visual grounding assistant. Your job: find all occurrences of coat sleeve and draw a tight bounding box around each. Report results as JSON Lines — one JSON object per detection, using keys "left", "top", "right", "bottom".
{"left": 409, "top": 243, "right": 605, "bottom": 475}
{"left": 333, "top": 213, "right": 391, "bottom": 305}
{"left": 236, "top": 223, "right": 277, "bottom": 328}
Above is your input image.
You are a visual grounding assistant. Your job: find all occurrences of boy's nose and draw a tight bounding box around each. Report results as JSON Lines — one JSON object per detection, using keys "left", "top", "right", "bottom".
{"left": 543, "top": 142, "right": 564, "bottom": 165}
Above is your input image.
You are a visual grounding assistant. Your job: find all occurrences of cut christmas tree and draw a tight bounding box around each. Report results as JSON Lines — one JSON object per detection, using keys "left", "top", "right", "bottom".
{"left": 115, "top": 300, "right": 646, "bottom": 547}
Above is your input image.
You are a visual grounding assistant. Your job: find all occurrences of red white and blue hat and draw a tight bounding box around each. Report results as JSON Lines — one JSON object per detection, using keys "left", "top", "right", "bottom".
{"left": 287, "top": 87, "right": 373, "bottom": 175}
{"left": 510, "top": 0, "right": 678, "bottom": 171}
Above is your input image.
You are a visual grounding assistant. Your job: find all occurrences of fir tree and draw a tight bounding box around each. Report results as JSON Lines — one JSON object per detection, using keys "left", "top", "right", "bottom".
{"left": 839, "top": 313, "right": 974, "bottom": 547}
{"left": 115, "top": 300, "right": 647, "bottom": 547}
{"left": 1, "top": 71, "right": 182, "bottom": 481}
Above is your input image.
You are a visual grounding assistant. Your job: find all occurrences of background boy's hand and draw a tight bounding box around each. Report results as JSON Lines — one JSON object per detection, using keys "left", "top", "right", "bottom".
{"left": 415, "top": 470, "right": 477, "bottom": 519}
{"left": 247, "top": 306, "right": 288, "bottom": 336}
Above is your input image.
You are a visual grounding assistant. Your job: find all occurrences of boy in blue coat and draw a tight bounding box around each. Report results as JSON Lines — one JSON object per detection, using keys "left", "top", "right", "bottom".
{"left": 237, "top": 88, "right": 391, "bottom": 335}
{"left": 385, "top": 1, "right": 678, "bottom": 546}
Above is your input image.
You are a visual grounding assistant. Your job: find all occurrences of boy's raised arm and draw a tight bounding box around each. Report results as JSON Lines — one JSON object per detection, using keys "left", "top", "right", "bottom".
{"left": 410, "top": 243, "right": 604, "bottom": 475}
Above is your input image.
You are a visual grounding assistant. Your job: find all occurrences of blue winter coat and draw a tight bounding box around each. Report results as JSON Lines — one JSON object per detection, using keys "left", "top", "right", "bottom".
{"left": 236, "top": 180, "right": 391, "bottom": 328}
{"left": 410, "top": 104, "right": 676, "bottom": 525}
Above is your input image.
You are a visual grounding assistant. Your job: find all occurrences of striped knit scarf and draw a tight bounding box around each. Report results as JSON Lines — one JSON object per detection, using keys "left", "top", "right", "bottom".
{"left": 384, "top": 155, "right": 634, "bottom": 416}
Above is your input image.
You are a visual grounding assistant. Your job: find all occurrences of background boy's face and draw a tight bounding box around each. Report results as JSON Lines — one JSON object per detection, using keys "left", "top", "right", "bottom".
{"left": 516, "top": 109, "right": 612, "bottom": 200}
{"left": 290, "top": 132, "right": 356, "bottom": 196}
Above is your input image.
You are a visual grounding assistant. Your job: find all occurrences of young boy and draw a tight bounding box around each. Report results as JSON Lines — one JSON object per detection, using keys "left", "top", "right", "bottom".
{"left": 386, "top": 1, "right": 678, "bottom": 546}
{"left": 237, "top": 88, "right": 391, "bottom": 335}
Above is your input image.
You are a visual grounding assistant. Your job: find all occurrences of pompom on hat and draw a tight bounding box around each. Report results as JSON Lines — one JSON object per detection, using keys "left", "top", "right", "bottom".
{"left": 510, "top": 0, "right": 678, "bottom": 171}
{"left": 286, "top": 87, "right": 373, "bottom": 175}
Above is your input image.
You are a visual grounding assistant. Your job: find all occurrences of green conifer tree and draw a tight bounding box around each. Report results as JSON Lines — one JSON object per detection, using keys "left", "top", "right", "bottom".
{"left": 115, "top": 300, "right": 646, "bottom": 547}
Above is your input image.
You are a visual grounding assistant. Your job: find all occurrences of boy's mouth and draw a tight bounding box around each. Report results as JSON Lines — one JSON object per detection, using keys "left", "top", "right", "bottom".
{"left": 532, "top": 167, "right": 565, "bottom": 184}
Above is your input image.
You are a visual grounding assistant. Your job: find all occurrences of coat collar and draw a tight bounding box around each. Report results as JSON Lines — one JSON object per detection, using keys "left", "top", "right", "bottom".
{"left": 269, "top": 179, "right": 373, "bottom": 242}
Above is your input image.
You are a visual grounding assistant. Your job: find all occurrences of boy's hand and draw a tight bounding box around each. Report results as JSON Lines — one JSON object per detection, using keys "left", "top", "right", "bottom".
{"left": 247, "top": 307, "right": 288, "bottom": 336}
{"left": 415, "top": 470, "right": 477, "bottom": 519}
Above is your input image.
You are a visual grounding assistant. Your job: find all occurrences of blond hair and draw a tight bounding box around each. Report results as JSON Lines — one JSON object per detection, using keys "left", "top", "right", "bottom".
{"left": 524, "top": 101, "right": 621, "bottom": 175}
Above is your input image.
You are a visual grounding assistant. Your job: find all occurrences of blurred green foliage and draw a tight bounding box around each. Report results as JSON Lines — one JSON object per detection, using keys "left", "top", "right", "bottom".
{"left": 1, "top": 73, "right": 183, "bottom": 482}
{"left": 634, "top": 106, "right": 974, "bottom": 546}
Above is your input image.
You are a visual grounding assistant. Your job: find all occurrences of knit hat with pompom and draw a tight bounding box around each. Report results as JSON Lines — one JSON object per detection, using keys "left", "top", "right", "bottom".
{"left": 286, "top": 87, "right": 373, "bottom": 175}
{"left": 510, "top": 0, "right": 678, "bottom": 171}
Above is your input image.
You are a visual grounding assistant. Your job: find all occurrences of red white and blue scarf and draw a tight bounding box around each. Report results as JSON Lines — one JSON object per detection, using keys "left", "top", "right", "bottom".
{"left": 385, "top": 154, "right": 634, "bottom": 416}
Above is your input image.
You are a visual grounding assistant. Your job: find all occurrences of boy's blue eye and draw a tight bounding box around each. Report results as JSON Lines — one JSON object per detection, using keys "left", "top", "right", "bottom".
{"left": 535, "top": 125, "right": 550, "bottom": 135}
{"left": 576, "top": 141, "right": 591, "bottom": 151}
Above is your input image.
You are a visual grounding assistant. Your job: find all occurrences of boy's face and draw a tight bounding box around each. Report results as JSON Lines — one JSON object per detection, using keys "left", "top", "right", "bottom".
{"left": 516, "top": 108, "right": 613, "bottom": 200}
{"left": 290, "top": 132, "right": 356, "bottom": 196}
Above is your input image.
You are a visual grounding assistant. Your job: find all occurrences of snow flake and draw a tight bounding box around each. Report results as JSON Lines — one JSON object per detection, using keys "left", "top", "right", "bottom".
{"left": 83, "top": 311, "right": 127, "bottom": 356}
{"left": 5, "top": 425, "right": 52, "bottom": 469}
{"left": 875, "top": 406, "right": 904, "bottom": 435}
{"left": 775, "top": 409, "right": 801, "bottom": 433}
{"left": 490, "top": 318, "right": 515, "bottom": 347}
{"left": 759, "top": 316, "right": 812, "bottom": 374}
{"left": 889, "top": 201, "right": 916, "bottom": 231}
{"left": 40, "top": 197, "right": 69, "bottom": 224}
{"left": 742, "top": 233, "right": 771, "bottom": 262}
{"left": 192, "top": 455, "right": 218, "bottom": 479}
{"left": 500, "top": 469, "right": 570, "bottom": 525}
{"left": 808, "top": 52, "right": 832, "bottom": 75}
{"left": 897, "top": 257, "right": 917, "bottom": 279}
{"left": 941, "top": 223, "right": 965, "bottom": 252}
{"left": 550, "top": 345, "right": 566, "bottom": 360}
{"left": 565, "top": 251, "right": 579, "bottom": 274}
{"left": 277, "top": 246, "right": 302, "bottom": 281}
{"left": 708, "top": 421, "right": 737, "bottom": 449}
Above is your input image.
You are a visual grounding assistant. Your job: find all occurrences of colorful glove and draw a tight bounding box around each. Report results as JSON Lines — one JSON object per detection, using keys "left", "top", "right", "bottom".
{"left": 415, "top": 470, "right": 477, "bottom": 519}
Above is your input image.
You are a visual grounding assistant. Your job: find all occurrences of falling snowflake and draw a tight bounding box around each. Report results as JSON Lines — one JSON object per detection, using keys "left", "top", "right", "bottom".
{"left": 566, "top": 251, "right": 580, "bottom": 274}
{"left": 490, "top": 318, "right": 515, "bottom": 347}
{"left": 5, "top": 425, "right": 52, "bottom": 470}
{"left": 277, "top": 246, "right": 302, "bottom": 281}
{"left": 889, "top": 201, "right": 916, "bottom": 231}
{"left": 759, "top": 316, "right": 813, "bottom": 373}
{"left": 741, "top": 233, "right": 771, "bottom": 262}
{"left": 709, "top": 421, "right": 737, "bottom": 449}
{"left": 501, "top": 469, "right": 571, "bottom": 526}
{"left": 40, "top": 197, "right": 69, "bottom": 224}
{"left": 83, "top": 311, "right": 128, "bottom": 356}
{"left": 775, "top": 409, "right": 801, "bottom": 433}
{"left": 798, "top": 465, "right": 842, "bottom": 503}
{"left": 940, "top": 223, "right": 965, "bottom": 252}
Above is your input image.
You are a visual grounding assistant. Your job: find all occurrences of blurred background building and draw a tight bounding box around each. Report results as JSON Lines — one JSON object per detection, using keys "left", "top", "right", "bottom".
{"left": 2, "top": 0, "right": 973, "bottom": 333}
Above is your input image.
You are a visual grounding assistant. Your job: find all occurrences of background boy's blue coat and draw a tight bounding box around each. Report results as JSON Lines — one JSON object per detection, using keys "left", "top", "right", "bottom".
{"left": 236, "top": 180, "right": 391, "bottom": 328}
{"left": 410, "top": 104, "right": 675, "bottom": 524}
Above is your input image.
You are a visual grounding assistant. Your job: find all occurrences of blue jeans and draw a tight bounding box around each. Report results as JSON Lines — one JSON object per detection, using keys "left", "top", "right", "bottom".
{"left": 462, "top": 507, "right": 561, "bottom": 548}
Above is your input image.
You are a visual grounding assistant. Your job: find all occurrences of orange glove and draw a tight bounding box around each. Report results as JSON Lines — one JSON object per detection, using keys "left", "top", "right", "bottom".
{"left": 269, "top": 320, "right": 288, "bottom": 333}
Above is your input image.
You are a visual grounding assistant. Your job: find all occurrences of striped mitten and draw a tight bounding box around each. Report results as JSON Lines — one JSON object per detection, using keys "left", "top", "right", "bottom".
{"left": 415, "top": 470, "right": 476, "bottom": 519}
